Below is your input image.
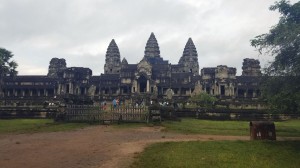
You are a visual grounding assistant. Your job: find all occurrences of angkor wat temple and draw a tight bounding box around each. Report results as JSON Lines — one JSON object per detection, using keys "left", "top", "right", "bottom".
{"left": 1, "top": 33, "right": 262, "bottom": 105}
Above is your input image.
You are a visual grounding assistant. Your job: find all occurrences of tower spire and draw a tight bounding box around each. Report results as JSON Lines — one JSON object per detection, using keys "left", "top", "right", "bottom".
{"left": 179, "top": 38, "right": 199, "bottom": 75}
{"left": 104, "top": 39, "right": 121, "bottom": 74}
{"left": 144, "top": 32, "right": 160, "bottom": 58}
{"left": 106, "top": 39, "right": 120, "bottom": 59}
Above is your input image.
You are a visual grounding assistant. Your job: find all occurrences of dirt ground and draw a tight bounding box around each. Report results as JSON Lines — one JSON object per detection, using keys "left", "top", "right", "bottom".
{"left": 0, "top": 125, "right": 299, "bottom": 168}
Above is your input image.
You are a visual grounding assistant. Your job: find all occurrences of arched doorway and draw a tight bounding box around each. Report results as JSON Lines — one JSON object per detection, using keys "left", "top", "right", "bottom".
{"left": 138, "top": 75, "right": 147, "bottom": 93}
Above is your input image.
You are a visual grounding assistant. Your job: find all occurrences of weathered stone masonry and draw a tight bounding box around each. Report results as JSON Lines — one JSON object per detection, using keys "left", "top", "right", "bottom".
{"left": 1, "top": 33, "right": 261, "bottom": 105}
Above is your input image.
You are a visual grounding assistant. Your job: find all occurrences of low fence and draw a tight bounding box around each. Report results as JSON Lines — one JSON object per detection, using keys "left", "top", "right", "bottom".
{"left": 1, "top": 104, "right": 299, "bottom": 122}
{"left": 64, "top": 105, "right": 148, "bottom": 123}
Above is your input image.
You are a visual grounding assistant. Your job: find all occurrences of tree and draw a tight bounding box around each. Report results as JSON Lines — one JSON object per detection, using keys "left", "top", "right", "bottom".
{"left": 190, "top": 92, "right": 217, "bottom": 109}
{"left": 251, "top": 0, "right": 300, "bottom": 113}
{"left": 0, "top": 48, "right": 18, "bottom": 97}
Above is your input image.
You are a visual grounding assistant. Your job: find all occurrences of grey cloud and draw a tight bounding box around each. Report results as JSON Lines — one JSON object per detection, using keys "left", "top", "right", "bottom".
{"left": 0, "top": 0, "right": 295, "bottom": 75}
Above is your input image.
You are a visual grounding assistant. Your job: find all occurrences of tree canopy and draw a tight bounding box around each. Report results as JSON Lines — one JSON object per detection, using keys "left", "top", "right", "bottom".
{"left": 0, "top": 48, "right": 18, "bottom": 77}
{"left": 251, "top": 0, "right": 300, "bottom": 113}
{"left": 251, "top": 0, "right": 300, "bottom": 76}
{"left": 190, "top": 92, "right": 217, "bottom": 108}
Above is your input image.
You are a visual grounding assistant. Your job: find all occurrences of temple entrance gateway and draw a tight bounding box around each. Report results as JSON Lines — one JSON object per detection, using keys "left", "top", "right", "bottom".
{"left": 138, "top": 75, "right": 147, "bottom": 93}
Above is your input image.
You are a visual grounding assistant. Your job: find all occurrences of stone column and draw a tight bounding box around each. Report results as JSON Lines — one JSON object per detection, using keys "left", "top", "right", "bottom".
{"left": 146, "top": 80, "right": 150, "bottom": 92}
{"left": 69, "top": 82, "right": 73, "bottom": 94}
{"left": 57, "top": 84, "right": 61, "bottom": 95}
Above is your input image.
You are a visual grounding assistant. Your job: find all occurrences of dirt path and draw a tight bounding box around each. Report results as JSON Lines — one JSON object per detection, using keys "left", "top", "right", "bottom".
{"left": 0, "top": 125, "right": 298, "bottom": 168}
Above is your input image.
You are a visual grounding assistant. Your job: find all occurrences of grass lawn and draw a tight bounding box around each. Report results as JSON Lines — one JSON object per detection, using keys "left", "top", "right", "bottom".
{"left": 162, "top": 118, "right": 300, "bottom": 137}
{"left": 131, "top": 140, "right": 300, "bottom": 168}
{"left": 0, "top": 119, "right": 90, "bottom": 134}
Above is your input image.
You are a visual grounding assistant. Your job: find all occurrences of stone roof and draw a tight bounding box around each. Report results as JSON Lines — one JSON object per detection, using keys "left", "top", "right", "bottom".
{"left": 122, "top": 64, "right": 137, "bottom": 71}
{"left": 201, "top": 68, "right": 216, "bottom": 74}
{"left": 100, "top": 74, "right": 120, "bottom": 80}
{"left": 4, "top": 76, "right": 56, "bottom": 89}
{"left": 90, "top": 76, "right": 100, "bottom": 82}
{"left": 4, "top": 75, "right": 54, "bottom": 82}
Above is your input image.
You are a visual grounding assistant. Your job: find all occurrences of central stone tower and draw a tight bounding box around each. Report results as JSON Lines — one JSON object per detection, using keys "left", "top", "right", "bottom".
{"left": 178, "top": 38, "right": 199, "bottom": 75}
{"left": 143, "top": 33, "right": 165, "bottom": 64}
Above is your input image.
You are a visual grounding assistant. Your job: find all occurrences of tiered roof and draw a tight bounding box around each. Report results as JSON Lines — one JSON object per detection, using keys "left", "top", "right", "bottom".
{"left": 106, "top": 39, "right": 121, "bottom": 60}
{"left": 144, "top": 32, "right": 160, "bottom": 58}
{"left": 179, "top": 38, "right": 198, "bottom": 64}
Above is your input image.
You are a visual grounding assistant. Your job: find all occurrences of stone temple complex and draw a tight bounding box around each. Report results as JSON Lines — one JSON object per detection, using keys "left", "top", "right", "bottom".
{"left": 1, "top": 33, "right": 262, "bottom": 105}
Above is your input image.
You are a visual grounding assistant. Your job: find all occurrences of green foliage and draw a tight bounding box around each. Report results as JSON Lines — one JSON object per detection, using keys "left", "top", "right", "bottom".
{"left": 251, "top": 0, "right": 300, "bottom": 113}
{"left": 190, "top": 92, "right": 217, "bottom": 108}
{"left": 0, "top": 48, "right": 18, "bottom": 77}
{"left": 131, "top": 141, "right": 300, "bottom": 168}
{"left": 0, "top": 119, "right": 90, "bottom": 134}
{"left": 261, "top": 76, "right": 300, "bottom": 113}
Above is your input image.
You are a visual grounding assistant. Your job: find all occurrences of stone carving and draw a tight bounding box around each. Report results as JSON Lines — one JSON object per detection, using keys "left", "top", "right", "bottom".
{"left": 137, "top": 58, "right": 152, "bottom": 76}
{"left": 166, "top": 88, "right": 174, "bottom": 100}
{"left": 151, "top": 85, "right": 158, "bottom": 99}
{"left": 191, "top": 82, "right": 202, "bottom": 96}
{"left": 216, "top": 65, "right": 229, "bottom": 79}
{"left": 88, "top": 85, "right": 96, "bottom": 97}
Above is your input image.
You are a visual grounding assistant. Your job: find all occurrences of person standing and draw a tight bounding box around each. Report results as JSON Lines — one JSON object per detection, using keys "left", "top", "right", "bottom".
{"left": 113, "top": 98, "right": 117, "bottom": 109}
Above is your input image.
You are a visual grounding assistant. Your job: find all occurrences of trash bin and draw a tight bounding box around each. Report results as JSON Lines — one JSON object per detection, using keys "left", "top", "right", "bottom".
{"left": 250, "top": 121, "right": 276, "bottom": 140}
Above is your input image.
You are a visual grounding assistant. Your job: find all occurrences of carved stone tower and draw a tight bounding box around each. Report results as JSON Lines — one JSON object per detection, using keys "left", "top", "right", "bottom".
{"left": 47, "top": 58, "right": 67, "bottom": 78}
{"left": 144, "top": 33, "right": 164, "bottom": 64}
{"left": 104, "top": 39, "right": 121, "bottom": 74}
{"left": 242, "top": 58, "right": 261, "bottom": 76}
{"left": 178, "top": 38, "right": 199, "bottom": 75}
{"left": 121, "top": 57, "right": 128, "bottom": 69}
{"left": 145, "top": 32, "right": 160, "bottom": 58}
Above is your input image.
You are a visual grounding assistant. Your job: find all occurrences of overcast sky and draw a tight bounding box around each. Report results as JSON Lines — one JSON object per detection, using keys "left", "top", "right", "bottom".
{"left": 0, "top": 0, "right": 297, "bottom": 76}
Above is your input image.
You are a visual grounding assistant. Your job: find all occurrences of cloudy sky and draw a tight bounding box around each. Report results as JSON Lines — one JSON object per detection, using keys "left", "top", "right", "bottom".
{"left": 0, "top": 0, "right": 297, "bottom": 76}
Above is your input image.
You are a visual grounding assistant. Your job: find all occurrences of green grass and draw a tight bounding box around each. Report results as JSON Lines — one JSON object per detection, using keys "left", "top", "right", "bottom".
{"left": 162, "top": 118, "right": 300, "bottom": 137}
{"left": 0, "top": 119, "right": 90, "bottom": 134}
{"left": 276, "top": 120, "right": 300, "bottom": 137}
{"left": 131, "top": 140, "right": 300, "bottom": 168}
{"left": 162, "top": 119, "right": 249, "bottom": 136}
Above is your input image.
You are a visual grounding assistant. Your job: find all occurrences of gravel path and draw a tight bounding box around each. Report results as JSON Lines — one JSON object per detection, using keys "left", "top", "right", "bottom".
{"left": 0, "top": 125, "right": 298, "bottom": 168}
